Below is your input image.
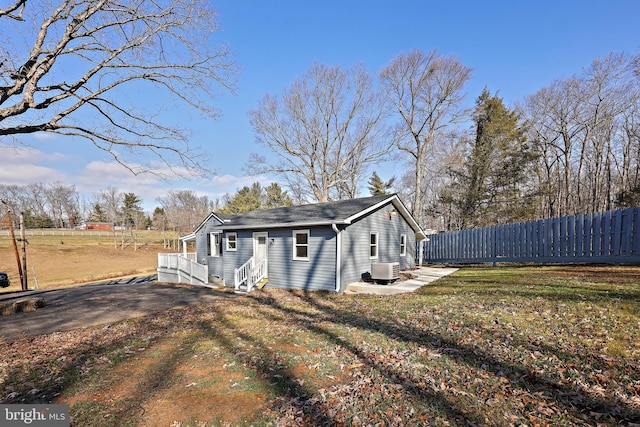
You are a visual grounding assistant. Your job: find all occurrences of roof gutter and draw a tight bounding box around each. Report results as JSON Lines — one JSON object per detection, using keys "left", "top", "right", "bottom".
{"left": 332, "top": 223, "right": 341, "bottom": 293}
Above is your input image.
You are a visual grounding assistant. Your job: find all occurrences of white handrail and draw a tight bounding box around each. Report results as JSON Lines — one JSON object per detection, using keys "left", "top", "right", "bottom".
{"left": 234, "top": 257, "right": 268, "bottom": 292}
{"left": 234, "top": 257, "right": 254, "bottom": 290}
{"left": 247, "top": 258, "right": 267, "bottom": 292}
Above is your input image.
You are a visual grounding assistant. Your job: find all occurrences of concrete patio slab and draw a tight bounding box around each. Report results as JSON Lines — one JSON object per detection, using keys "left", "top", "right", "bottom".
{"left": 344, "top": 267, "right": 459, "bottom": 296}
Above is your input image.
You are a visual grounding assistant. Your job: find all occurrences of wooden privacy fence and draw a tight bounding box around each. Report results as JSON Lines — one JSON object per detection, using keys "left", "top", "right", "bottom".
{"left": 422, "top": 208, "right": 640, "bottom": 264}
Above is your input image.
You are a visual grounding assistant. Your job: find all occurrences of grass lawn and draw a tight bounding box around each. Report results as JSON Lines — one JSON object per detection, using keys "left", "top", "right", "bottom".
{"left": 1, "top": 266, "right": 639, "bottom": 426}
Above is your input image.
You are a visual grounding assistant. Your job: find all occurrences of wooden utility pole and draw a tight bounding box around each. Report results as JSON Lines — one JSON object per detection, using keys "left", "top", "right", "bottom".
{"left": 20, "top": 212, "right": 28, "bottom": 290}
{"left": 2, "top": 201, "right": 25, "bottom": 290}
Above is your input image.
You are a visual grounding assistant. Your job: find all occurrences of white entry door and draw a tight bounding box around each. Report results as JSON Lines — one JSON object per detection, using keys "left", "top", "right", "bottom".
{"left": 253, "top": 232, "right": 268, "bottom": 265}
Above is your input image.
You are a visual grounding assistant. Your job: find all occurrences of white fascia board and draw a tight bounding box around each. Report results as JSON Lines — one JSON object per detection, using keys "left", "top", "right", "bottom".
{"left": 180, "top": 232, "right": 197, "bottom": 242}
{"left": 342, "top": 195, "right": 396, "bottom": 224}
{"left": 390, "top": 196, "right": 428, "bottom": 241}
{"left": 343, "top": 194, "right": 427, "bottom": 241}
{"left": 191, "top": 212, "right": 225, "bottom": 234}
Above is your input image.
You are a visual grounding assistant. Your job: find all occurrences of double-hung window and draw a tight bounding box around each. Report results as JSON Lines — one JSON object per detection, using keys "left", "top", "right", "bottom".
{"left": 400, "top": 234, "right": 407, "bottom": 257}
{"left": 293, "top": 230, "right": 309, "bottom": 261}
{"left": 370, "top": 232, "right": 378, "bottom": 259}
{"left": 226, "top": 232, "right": 237, "bottom": 251}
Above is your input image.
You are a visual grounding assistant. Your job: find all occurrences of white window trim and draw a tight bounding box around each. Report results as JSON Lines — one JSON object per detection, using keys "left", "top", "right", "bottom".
{"left": 210, "top": 232, "right": 222, "bottom": 257}
{"left": 370, "top": 232, "right": 379, "bottom": 259}
{"left": 292, "top": 229, "right": 310, "bottom": 261}
{"left": 226, "top": 232, "right": 237, "bottom": 252}
{"left": 400, "top": 234, "right": 407, "bottom": 257}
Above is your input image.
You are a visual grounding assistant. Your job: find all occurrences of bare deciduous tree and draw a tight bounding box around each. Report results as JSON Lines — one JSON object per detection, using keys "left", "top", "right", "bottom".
{"left": 0, "top": 182, "right": 81, "bottom": 228}
{"left": 248, "top": 62, "right": 391, "bottom": 202}
{"left": 380, "top": 49, "right": 471, "bottom": 225}
{"left": 521, "top": 52, "right": 639, "bottom": 217}
{"left": 0, "top": 0, "right": 236, "bottom": 175}
{"left": 156, "top": 189, "right": 215, "bottom": 232}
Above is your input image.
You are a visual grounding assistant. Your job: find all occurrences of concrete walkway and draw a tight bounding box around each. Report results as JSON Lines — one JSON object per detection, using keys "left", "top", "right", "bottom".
{"left": 345, "top": 267, "right": 459, "bottom": 295}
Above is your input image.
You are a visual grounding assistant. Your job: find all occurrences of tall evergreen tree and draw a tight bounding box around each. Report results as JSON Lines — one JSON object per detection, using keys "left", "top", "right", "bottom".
{"left": 121, "top": 193, "right": 144, "bottom": 227}
{"left": 447, "top": 89, "right": 537, "bottom": 228}
{"left": 263, "top": 183, "right": 293, "bottom": 209}
{"left": 367, "top": 172, "right": 396, "bottom": 196}
{"left": 221, "top": 182, "right": 295, "bottom": 214}
{"left": 90, "top": 203, "right": 108, "bottom": 222}
{"left": 222, "top": 183, "right": 264, "bottom": 214}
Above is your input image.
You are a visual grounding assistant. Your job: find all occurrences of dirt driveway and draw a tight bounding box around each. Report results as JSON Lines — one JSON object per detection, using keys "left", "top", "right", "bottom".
{"left": 0, "top": 276, "right": 235, "bottom": 340}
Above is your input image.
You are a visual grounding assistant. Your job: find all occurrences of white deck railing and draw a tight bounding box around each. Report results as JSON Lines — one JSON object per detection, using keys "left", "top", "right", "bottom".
{"left": 234, "top": 257, "right": 254, "bottom": 291}
{"left": 158, "top": 253, "right": 207, "bottom": 286}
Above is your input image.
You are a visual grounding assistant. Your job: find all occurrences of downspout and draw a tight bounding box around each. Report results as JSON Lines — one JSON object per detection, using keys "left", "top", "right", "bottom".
{"left": 332, "top": 224, "right": 341, "bottom": 293}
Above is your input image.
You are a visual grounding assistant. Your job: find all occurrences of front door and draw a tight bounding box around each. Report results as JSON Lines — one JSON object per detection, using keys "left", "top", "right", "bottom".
{"left": 253, "top": 232, "right": 268, "bottom": 266}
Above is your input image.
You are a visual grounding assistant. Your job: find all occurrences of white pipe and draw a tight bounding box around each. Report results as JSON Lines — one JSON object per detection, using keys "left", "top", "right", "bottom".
{"left": 332, "top": 223, "right": 341, "bottom": 293}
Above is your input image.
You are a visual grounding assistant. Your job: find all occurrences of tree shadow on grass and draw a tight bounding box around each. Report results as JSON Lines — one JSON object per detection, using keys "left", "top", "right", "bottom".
{"left": 1, "top": 309, "right": 202, "bottom": 425}
{"left": 247, "top": 291, "right": 639, "bottom": 425}
{"left": 191, "top": 311, "right": 337, "bottom": 426}
{"left": 246, "top": 292, "right": 486, "bottom": 425}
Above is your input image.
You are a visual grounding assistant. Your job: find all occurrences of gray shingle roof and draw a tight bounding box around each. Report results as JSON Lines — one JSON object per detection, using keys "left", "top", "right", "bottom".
{"left": 216, "top": 194, "right": 394, "bottom": 228}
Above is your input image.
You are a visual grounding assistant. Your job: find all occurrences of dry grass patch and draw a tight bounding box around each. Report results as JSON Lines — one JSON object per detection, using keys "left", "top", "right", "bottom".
{"left": 0, "top": 297, "right": 45, "bottom": 316}
{"left": 0, "top": 231, "right": 172, "bottom": 291}
{"left": 0, "top": 266, "right": 639, "bottom": 426}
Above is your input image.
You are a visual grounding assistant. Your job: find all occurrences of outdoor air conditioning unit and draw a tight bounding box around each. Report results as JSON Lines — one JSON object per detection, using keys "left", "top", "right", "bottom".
{"left": 371, "top": 262, "right": 400, "bottom": 283}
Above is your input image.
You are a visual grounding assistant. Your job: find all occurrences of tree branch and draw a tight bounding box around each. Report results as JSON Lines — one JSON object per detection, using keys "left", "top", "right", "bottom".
{"left": 0, "top": 0, "right": 237, "bottom": 175}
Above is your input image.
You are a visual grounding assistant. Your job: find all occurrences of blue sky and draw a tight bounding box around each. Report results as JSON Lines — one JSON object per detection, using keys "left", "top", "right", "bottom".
{"left": 1, "top": 0, "right": 639, "bottom": 212}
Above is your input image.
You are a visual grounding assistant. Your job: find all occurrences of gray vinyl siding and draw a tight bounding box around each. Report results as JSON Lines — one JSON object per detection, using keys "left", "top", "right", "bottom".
{"left": 194, "top": 218, "right": 225, "bottom": 279}
{"left": 208, "top": 257, "right": 224, "bottom": 281}
{"left": 340, "top": 202, "right": 416, "bottom": 291}
{"left": 195, "top": 226, "right": 209, "bottom": 264}
{"left": 266, "top": 227, "right": 336, "bottom": 291}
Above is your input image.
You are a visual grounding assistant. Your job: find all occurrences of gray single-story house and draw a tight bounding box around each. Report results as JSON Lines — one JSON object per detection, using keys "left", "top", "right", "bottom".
{"left": 157, "top": 194, "right": 426, "bottom": 293}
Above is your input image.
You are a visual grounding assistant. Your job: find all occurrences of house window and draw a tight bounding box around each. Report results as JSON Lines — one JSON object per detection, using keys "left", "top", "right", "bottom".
{"left": 209, "top": 232, "right": 222, "bottom": 257}
{"left": 370, "top": 232, "right": 378, "bottom": 259}
{"left": 293, "top": 230, "right": 309, "bottom": 261}
{"left": 226, "top": 232, "right": 237, "bottom": 251}
{"left": 400, "top": 234, "right": 407, "bottom": 257}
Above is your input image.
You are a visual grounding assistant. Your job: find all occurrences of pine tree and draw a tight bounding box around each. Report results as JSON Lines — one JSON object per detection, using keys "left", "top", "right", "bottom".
{"left": 90, "top": 203, "right": 108, "bottom": 222}
{"left": 450, "top": 89, "right": 537, "bottom": 228}
{"left": 221, "top": 182, "right": 295, "bottom": 213}
{"left": 263, "top": 183, "right": 293, "bottom": 208}
{"left": 367, "top": 172, "right": 395, "bottom": 196}
{"left": 222, "top": 183, "right": 264, "bottom": 214}
{"left": 121, "top": 193, "right": 144, "bottom": 227}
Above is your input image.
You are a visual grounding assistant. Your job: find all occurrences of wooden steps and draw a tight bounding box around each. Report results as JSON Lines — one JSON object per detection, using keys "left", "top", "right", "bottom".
{"left": 234, "top": 277, "right": 268, "bottom": 293}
